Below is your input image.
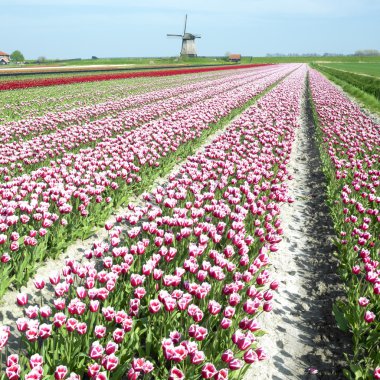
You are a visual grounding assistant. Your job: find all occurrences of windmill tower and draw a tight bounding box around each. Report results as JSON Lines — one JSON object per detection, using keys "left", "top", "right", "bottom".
{"left": 167, "top": 15, "right": 201, "bottom": 57}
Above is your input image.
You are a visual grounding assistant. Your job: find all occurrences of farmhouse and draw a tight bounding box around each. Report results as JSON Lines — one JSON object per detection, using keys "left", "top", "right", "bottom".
{"left": 229, "top": 54, "right": 241, "bottom": 62}
{"left": 0, "top": 51, "right": 10, "bottom": 64}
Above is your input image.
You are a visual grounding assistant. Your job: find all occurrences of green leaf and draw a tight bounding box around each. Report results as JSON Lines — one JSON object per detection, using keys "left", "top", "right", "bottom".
{"left": 349, "top": 363, "right": 364, "bottom": 380}
{"left": 332, "top": 302, "right": 349, "bottom": 332}
{"left": 254, "top": 330, "right": 268, "bottom": 337}
{"left": 146, "top": 327, "right": 153, "bottom": 356}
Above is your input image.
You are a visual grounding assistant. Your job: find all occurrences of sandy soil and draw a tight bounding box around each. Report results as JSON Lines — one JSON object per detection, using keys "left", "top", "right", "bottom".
{"left": 245, "top": 85, "right": 351, "bottom": 380}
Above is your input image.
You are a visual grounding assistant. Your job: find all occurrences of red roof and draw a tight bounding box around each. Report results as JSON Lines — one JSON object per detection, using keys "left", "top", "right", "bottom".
{"left": 0, "top": 51, "right": 10, "bottom": 56}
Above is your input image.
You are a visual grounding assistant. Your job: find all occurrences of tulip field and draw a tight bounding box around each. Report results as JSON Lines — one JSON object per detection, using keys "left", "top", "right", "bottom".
{"left": 0, "top": 64, "right": 269, "bottom": 91}
{"left": 309, "top": 70, "right": 380, "bottom": 379}
{"left": 0, "top": 63, "right": 379, "bottom": 379}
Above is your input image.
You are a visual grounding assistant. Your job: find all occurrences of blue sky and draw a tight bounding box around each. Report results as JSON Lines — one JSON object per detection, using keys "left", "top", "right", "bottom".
{"left": 1, "top": 0, "right": 379, "bottom": 59}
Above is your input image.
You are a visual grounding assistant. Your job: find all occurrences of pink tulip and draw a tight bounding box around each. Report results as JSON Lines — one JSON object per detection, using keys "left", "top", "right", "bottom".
{"left": 169, "top": 367, "right": 185, "bottom": 380}
{"left": 0, "top": 325, "right": 10, "bottom": 349}
{"left": 229, "top": 358, "right": 243, "bottom": 370}
{"left": 54, "top": 366, "right": 68, "bottom": 380}
{"left": 105, "top": 341, "right": 118, "bottom": 355}
{"left": 95, "top": 372, "right": 108, "bottom": 380}
{"left": 171, "top": 346, "right": 188, "bottom": 362}
{"left": 90, "top": 342, "right": 104, "bottom": 360}
{"left": 53, "top": 313, "right": 67, "bottom": 328}
{"left": 33, "top": 278, "right": 45, "bottom": 290}
{"left": 220, "top": 318, "right": 232, "bottom": 329}
{"left": 29, "top": 354, "right": 43, "bottom": 369}
{"left": 214, "top": 369, "right": 229, "bottom": 380}
{"left": 221, "top": 349, "right": 234, "bottom": 363}
{"left": 191, "top": 350, "right": 206, "bottom": 364}
{"left": 39, "top": 324, "right": 52, "bottom": 339}
{"left": 358, "top": 297, "right": 370, "bottom": 307}
{"left": 102, "top": 354, "right": 119, "bottom": 371}
{"left": 364, "top": 311, "right": 376, "bottom": 323}
{"left": 87, "top": 363, "right": 101, "bottom": 378}
{"left": 7, "top": 354, "right": 19, "bottom": 367}
{"left": 16, "top": 318, "right": 28, "bottom": 332}
{"left": 149, "top": 299, "right": 161, "bottom": 314}
{"left": 16, "top": 293, "right": 28, "bottom": 306}
{"left": 6, "top": 365, "right": 21, "bottom": 380}
{"left": 49, "top": 272, "right": 61, "bottom": 285}
{"left": 94, "top": 325, "right": 107, "bottom": 339}
{"left": 244, "top": 348, "right": 258, "bottom": 363}
{"left": 201, "top": 363, "right": 218, "bottom": 379}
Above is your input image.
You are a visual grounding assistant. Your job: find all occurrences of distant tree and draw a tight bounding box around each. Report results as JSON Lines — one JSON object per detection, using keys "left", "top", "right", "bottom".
{"left": 37, "top": 56, "right": 46, "bottom": 63}
{"left": 10, "top": 50, "right": 25, "bottom": 62}
{"left": 354, "top": 49, "right": 380, "bottom": 56}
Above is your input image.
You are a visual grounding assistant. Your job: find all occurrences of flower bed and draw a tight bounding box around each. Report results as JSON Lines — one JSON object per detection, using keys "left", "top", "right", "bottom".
{"left": 308, "top": 68, "right": 380, "bottom": 379}
{"left": 0, "top": 65, "right": 271, "bottom": 91}
{"left": 0, "top": 66, "right": 295, "bottom": 298}
{"left": 1, "top": 67, "right": 278, "bottom": 145}
{"left": 0, "top": 70, "right": 232, "bottom": 124}
{"left": 0, "top": 65, "right": 306, "bottom": 380}
{"left": 0, "top": 67, "right": 279, "bottom": 176}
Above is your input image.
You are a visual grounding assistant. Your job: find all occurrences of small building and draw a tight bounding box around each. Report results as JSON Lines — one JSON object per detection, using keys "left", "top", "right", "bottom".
{"left": 229, "top": 54, "right": 241, "bottom": 63}
{"left": 0, "top": 51, "right": 10, "bottom": 64}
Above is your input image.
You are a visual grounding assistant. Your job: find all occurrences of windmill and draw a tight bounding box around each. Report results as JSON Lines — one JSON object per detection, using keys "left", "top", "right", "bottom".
{"left": 167, "top": 15, "right": 201, "bottom": 57}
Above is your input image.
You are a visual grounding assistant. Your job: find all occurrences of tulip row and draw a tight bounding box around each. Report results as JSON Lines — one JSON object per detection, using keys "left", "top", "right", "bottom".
{"left": 0, "top": 64, "right": 271, "bottom": 91}
{"left": 0, "top": 67, "right": 274, "bottom": 145}
{"left": 308, "top": 69, "right": 380, "bottom": 379}
{"left": 0, "top": 69, "right": 234, "bottom": 124}
{"left": 0, "top": 66, "right": 281, "bottom": 177}
{"left": 0, "top": 64, "right": 306, "bottom": 380}
{"left": 0, "top": 65, "right": 296, "bottom": 298}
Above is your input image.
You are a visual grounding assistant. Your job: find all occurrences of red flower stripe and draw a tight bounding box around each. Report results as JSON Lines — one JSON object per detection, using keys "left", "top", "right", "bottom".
{"left": 0, "top": 64, "right": 271, "bottom": 91}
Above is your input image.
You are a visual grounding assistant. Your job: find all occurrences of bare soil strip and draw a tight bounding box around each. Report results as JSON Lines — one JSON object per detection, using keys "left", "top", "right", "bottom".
{"left": 245, "top": 84, "right": 351, "bottom": 380}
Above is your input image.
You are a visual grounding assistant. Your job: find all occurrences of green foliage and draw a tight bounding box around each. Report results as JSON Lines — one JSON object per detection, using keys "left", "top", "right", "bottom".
{"left": 40, "top": 55, "right": 380, "bottom": 66}
{"left": 15, "top": 55, "right": 380, "bottom": 69}
{"left": 320, "top": 63, "right": 380, "bottom": 78}
{"left": 10, "top": 50, "right": 25, "bottom": 62}
{"left": 354, "top": 49, "right": 380, "bottom": 56}
{"left": 332, "top": 301, "right": 349, "bottom": 332}
{"left": 313, "top": 64, "right": 380, "bottom": 100}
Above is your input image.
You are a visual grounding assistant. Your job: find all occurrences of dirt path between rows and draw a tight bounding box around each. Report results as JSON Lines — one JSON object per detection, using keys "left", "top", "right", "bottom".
{"left": 245, "top": 83, "right": 351, "bottom": 380}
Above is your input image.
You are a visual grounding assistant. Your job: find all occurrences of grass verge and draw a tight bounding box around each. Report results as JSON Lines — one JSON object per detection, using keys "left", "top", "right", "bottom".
{"left": 311, "top": 63, "right": 380, "bottom": 116}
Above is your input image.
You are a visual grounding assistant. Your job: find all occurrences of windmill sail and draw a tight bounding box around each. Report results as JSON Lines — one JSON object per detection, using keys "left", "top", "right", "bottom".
{"left": 183, "top": 14, "right": 187, "bottom": 35}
